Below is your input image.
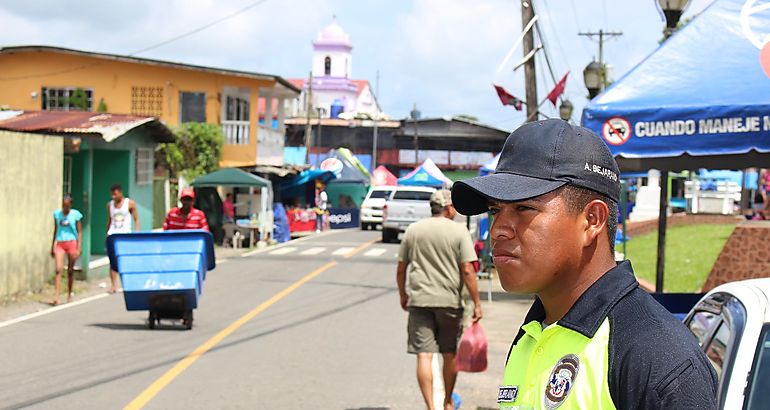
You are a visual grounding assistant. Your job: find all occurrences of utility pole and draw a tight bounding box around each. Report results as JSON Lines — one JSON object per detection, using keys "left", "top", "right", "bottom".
{"left": 578, "top": 30, "right": 623, "bottom": 90}
{"left": 316, "top": 107, "right": 325, "bottom": 167}
{"left": 521, "top": 0, "right": 538, "bottom": 121}
{"left": 303, "top": 71, "right": 313, "bottom": 164}
{"left": 372, "top": 70, "right": 380, "bottom": 170}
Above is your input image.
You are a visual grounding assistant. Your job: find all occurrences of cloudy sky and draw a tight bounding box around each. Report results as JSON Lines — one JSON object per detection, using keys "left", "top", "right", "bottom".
{"left": 0, "top": 0, "right": 712, "bottom": 129}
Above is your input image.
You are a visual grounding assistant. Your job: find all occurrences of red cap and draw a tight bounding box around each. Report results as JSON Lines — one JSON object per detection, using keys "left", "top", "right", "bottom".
{"left": 180, "top": 188, "right": 195, "bottom": 200}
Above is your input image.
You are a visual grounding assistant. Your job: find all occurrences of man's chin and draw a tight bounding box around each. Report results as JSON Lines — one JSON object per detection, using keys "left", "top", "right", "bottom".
{"left": 497, "top": 273, "right": 539, "bottom": 295}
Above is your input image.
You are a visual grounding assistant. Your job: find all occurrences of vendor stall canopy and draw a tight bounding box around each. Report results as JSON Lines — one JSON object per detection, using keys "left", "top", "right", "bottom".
{"left": 190, "top": 168, "right": 271, "bottom": 188}
{"left": 398, "top": 158, "right": 453, "bottom": 187}
{"left": 581, "top": 0, "right": 770, "bottom": 171}
{"left": 322, "top": 148, "right": 370, "bottom": 183}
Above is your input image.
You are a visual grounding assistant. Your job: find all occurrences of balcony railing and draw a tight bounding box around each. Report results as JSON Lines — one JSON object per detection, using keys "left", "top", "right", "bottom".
{"left": 222, "top": 120, "right": 250, "bottom": 145}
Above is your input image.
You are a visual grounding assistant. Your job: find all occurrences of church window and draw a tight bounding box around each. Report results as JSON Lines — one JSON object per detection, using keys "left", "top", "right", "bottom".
{"left": 324, "top": 56, "right": 331, "bottom": 75}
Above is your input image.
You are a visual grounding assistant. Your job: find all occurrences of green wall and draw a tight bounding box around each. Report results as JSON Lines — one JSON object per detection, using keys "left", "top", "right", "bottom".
{"left": 77, "top": 128, "right": 157, "bottom": 278}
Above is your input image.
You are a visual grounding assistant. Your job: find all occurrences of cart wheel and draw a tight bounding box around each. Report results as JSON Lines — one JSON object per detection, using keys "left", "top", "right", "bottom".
{"left": 148, "top": 312, "right": 156, "bottom": 329}
{"left": 182, "top": 310, "right": 193, "bottom": 330}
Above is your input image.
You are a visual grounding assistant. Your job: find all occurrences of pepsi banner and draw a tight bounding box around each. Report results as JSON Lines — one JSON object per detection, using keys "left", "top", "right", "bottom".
{"left": 328, "top": 208, "right": 360, "bottom": 229}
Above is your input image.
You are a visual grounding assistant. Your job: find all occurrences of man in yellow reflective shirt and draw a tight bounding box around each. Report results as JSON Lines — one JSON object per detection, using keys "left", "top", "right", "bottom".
{"left": 451, "top": 119, "right": 717, "bottom": 409}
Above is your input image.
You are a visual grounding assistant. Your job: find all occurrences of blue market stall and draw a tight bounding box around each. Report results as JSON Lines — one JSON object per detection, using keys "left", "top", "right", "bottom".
{"left": 581, "top": 0, "right": 770, "bottom": 291}
{"left": 398, "top": 158, "right": 453, "bottom": 187}
{"left": 320, "top": 148, "right": 371, "bottom": 229}
{"left": 582, "top": 0, "right": 770, "bottom": 171}
{"left": 479, "top": 153, "right": 500, "bottom": 176}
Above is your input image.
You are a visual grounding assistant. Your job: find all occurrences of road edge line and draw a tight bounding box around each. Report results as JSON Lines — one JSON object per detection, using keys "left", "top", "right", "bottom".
{"left": 0, "top": 293, "right": 111, "bottom": 330}
{"left": 123, "top": 260, "right": 339, "bottom": 410}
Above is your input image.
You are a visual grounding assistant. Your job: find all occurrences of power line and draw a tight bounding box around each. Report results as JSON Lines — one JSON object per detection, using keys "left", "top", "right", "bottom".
{"left": 128, "top": 0, "right": 272, "bottom": 56}
{"left": 0, "top": 0, "right": 273, "bottom": 81}
{"left": 536, "top": 0, "right": 570, "bottom": 75}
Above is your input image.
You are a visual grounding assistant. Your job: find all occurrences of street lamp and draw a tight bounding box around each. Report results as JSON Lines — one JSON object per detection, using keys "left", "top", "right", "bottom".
{"left": 583, "top": 61, "right": 603, "bottom": 99}
{"left": 659, "top": 0, "right": 691, "bottom": 38}
{"left": 410, "top": 103, "right": 421, "bottom": 164}
{"left": 559, "top": 99, "right": 574, "bottom": 121}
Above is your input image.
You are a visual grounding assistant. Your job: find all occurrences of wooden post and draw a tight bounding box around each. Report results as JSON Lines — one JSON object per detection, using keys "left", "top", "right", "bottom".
{"left": 521, "top": 0, "right": 538, "bottom": 120}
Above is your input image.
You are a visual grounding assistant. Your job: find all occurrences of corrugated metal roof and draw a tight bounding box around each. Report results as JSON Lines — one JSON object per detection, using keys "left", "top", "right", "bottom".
{"left": 0, "top": 110, "right": 174, "bottom": 142}
{"left": 0, "top": 45, "right": 301, "bottom": 94}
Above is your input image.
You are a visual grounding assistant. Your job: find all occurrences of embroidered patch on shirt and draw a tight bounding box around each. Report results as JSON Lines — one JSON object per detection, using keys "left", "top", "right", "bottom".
{"left": 544, "top": 354, "right": 580, "bottom": 409}
{"left": 497, "top": 385, "right": 519, "bottom": 403}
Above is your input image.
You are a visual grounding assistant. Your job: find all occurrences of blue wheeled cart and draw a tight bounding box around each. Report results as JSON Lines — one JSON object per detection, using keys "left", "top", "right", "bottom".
{"left": 106, "top": 230, "right": 216, "bottom": 330}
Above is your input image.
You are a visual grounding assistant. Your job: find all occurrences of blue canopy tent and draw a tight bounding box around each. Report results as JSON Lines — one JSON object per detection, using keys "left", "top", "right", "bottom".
{"left": 278, "top": 169, "right": 335, "bottom": 205}
{"left": 398, "top": 168, "right": 446, "bottom": 186}
{"left": 479, "top": 153, "right": 500, "bottom": 176}
{"left": 582, "top": 0, "right": 770, "bottom": 171}
{"left": 581, "top": 0, "right": 770, "bottom": 291}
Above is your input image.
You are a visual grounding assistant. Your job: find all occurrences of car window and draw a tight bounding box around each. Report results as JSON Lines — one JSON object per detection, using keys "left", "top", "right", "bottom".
{"left": 705, "top": 322, "right": 730, "bottom": 379}
{"left": 393, "top": 191, "right": 433, "bottom": 201}
{"left": 688, "top": 310, "right": 720, "bottom": 347}
{"left": 369, "top": 190, "right": 392, "bottom": 199}
{"left": 746, "top": 325, "right": 770, "bottom": 409}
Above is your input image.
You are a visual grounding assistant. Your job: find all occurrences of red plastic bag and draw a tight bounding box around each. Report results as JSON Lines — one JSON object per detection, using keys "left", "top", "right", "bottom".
{"left": 456, "top": 322, "right": 488, "bottom": 372}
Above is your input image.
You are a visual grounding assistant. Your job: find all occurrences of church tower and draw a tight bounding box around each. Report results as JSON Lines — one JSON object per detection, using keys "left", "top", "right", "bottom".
{"left": 312, "top": 16, "right": 353, "bottom": 79}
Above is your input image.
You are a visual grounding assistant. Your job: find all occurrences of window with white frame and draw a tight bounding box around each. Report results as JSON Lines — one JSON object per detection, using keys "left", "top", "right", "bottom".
{"left": 135, "top": 148, "right": 153, "bottom": 185}
{"left": 41, "top": 87, "right": 94, "bottom": 111}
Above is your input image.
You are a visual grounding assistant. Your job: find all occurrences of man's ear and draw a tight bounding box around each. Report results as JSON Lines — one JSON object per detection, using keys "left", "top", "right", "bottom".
{"left": 582, "top": 200, "right": 609, "bottom": 248}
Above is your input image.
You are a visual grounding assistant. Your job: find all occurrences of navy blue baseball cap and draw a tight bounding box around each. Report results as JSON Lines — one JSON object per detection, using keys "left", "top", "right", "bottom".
{"left": 452, "top": 119, "right": 620, "bottom": 216}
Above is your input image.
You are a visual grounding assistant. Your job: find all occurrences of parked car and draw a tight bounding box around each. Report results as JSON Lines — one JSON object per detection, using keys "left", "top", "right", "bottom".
{"left": 360, "top": 186, "right": 396, "bottom": 230}
{"left": 381, "top": 186, "right": 436, "bottom": 243}
{"left": 660, "top": 279, "right": 770, "bottom": 409}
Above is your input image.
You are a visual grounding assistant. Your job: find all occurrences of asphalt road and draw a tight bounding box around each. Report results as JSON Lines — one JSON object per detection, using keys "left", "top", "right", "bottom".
{"left": 0, "top": 229, "right": 452, "bottom": 409}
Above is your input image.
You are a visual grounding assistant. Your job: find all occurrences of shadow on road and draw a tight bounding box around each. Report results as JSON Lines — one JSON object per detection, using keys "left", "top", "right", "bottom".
{"left": 88, "top": 323, "right": 189, "bottom": 332}
{"left": 3, "top": 287, "right": 394, "bottom": 409}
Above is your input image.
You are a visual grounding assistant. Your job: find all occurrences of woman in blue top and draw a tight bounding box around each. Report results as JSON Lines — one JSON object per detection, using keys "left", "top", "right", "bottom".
{"left": 50, "top": 194, "right": 83, "bottom": 305}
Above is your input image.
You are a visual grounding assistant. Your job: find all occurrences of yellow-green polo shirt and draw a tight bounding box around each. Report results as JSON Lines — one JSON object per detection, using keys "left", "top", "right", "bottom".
{"left": 498, "top": 261, "right": 719, "bottom": 410}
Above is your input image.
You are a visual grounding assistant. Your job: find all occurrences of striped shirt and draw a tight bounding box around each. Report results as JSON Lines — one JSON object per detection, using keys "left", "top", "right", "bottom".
{"left": 163, "top": 207, "right": 209, "bottom": 231}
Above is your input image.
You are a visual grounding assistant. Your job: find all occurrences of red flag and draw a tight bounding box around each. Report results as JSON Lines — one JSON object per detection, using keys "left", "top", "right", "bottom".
{"left": 493, "top": 84, "right": 523, "bottom": 110}
{"left": 546, "top": 71, "right": 569, "bottom": 106}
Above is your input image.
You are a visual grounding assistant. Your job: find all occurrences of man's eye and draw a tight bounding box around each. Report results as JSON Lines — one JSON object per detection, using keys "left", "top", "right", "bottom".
{"left": 516, "top": 205, "right": 533, "bottom": 212}
{"left": 487, "top": 208, "right": 500, "bottom": 215}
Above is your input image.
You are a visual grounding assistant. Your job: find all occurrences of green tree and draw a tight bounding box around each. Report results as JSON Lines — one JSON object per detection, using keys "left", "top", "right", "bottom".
{"left": 66, "top": 88, "right": 90, "bottom": 111}
{"left": 160, "top": 122, "right": 223, "bottom": 181}
{"left": 96, "top": 98, "right": 108, "bottom": 113}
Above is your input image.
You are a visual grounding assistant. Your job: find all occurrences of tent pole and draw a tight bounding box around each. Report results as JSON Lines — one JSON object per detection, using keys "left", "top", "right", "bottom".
{"left": 621, "top": 180, "right": 627, "bottom": 258}
{"left": 655, "top": 170, "right": 669, "bottom": 293}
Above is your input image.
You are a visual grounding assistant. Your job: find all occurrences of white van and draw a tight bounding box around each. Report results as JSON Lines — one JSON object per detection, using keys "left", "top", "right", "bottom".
{"left": 360, "top": 186, "right": 396, "bottom": 230}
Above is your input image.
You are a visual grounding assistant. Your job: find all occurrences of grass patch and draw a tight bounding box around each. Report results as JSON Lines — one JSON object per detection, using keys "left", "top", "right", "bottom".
{"left": 624, "top": 224, "right": 736, "bottom": 292}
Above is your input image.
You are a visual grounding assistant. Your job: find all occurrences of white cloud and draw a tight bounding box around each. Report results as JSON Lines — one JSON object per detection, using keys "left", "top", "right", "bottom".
{"left": 0, "top": 0, "right": 719, "bottom": 127}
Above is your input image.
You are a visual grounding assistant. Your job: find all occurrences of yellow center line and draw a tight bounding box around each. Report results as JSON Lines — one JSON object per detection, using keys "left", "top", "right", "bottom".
{"left": 124, "top": 261, "right": 338, "bottom": 410}
{"left": 344, "top": 238, "right": 379, "bottom": 259}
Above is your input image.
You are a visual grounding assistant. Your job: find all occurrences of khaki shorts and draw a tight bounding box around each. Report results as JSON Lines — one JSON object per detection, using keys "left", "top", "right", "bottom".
{"left": 407, "top": 307, "right": 463, "bottom": 354}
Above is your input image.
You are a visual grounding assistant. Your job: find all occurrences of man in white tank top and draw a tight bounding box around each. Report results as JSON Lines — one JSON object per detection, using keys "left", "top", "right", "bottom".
{"left": 107, "top": 184, "right": 139, "bottom": 294}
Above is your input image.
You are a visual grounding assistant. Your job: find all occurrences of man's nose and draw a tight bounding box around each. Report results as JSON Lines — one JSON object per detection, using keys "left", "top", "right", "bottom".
{"left": 490, "top": 213, "right": 515, "bottom": 240}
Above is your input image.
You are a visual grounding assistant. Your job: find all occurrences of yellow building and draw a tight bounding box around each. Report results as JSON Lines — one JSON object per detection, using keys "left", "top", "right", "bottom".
{"left": 0, "top": 45, "right": 299, "bottom": 167}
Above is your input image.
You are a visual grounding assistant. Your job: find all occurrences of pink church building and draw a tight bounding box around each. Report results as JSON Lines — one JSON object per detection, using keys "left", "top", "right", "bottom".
{"left": 288, "top": 18, "right": 384, "bottom": 119}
